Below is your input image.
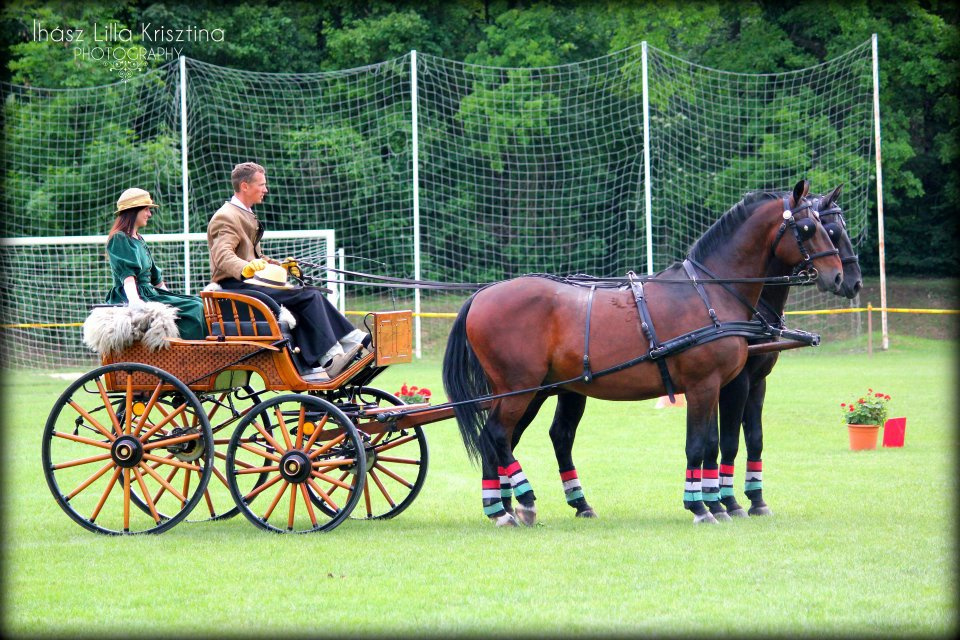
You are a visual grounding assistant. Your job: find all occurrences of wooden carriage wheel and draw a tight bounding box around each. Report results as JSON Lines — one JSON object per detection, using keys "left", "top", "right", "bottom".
{"left": 224, "top": 394, "right": 366, "bottom": 533}
{"left": 42, "top": 363, "right": 213, "bottom": 535}
{"left": 324, "top": 387, "right": 429, "bottom": 520}
{"left": 126, "top": 383, "right": 272, "bottom": 523}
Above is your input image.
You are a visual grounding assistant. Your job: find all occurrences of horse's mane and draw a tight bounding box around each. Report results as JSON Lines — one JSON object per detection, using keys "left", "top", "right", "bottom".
{"left": 688, "top": 191, "right": 783, "bottom": 263}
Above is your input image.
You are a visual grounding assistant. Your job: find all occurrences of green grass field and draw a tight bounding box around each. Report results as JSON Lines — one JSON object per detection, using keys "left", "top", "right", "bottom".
{"left": 2, "top": 335, "right": 956, "bottom": 637}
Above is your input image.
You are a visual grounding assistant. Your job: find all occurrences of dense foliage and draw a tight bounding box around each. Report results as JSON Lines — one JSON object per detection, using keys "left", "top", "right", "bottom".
{"left": 1, "top": 0, "right": 957, "bottom": 276}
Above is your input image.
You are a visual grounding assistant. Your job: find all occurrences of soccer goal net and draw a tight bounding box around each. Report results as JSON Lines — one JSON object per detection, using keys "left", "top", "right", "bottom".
{"left": 1, "top": 39, "right": 877, "bottom": 368}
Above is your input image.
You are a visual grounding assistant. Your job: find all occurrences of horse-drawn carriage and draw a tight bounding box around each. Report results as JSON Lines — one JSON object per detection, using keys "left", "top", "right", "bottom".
{"left": 42, "top": 286, "right": 441, "bottom": 535}
{"left": 43, "top": 180, "right": 860, "bottom": 534}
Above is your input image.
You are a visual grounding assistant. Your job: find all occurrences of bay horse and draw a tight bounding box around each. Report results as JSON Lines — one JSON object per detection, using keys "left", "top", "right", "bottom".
{"left": 442, "top": 180, "right": 844, "bottom": 526}
{"left": 706, "top": 185, "right": 862, "bottom": 519}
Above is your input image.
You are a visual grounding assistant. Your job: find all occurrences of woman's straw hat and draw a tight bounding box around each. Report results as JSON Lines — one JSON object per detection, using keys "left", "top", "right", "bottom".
{"left": 115, "top": 188, "right": 159, "bottom": 215}
{"left": 244, "top": 263, "right": 295, "bottom": 289}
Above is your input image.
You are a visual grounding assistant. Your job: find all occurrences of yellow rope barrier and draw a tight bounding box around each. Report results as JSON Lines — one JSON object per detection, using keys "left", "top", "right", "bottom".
{"left": 2, "top": 307, "right": 956, "bottom": 330}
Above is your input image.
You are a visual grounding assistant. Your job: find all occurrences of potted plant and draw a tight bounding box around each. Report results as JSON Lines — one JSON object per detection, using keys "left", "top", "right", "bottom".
{"left": 841, "top": 388, "right": 891, "bottom": 450}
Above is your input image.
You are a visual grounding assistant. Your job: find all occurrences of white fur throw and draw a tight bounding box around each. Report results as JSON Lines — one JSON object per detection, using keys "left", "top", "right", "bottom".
{"left": 82, "top": 302, "right": 180, "bottom": 356}
{"left": 203, "top": 281, "right": 297, "bottom": 329}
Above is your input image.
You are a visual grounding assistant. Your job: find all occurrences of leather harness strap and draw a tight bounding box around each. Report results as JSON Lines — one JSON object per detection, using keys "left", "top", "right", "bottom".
{"left": 582, "top": 285, "right": 596, "bottom": 383}
{"left": 627, "top": 271, "right": 677, "bottom": 402}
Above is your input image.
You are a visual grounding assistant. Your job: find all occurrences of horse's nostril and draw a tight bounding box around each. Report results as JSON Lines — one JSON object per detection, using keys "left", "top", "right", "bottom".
{"left": 834, "top": 273, "right": 842, "bottom": 289}
{"left": 853, "top": 281, "right": 862, "bottom": 295}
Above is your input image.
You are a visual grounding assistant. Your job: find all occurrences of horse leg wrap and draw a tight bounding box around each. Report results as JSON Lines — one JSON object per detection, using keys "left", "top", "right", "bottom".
{"left": 498, "top": 466, "right": 514, "bottom": 515}
{"left": 504, "top": 460, "right": 536, "bottom": 507}
{"left": 719, "top": 463, "right": 746, "bottom": 515}
{"left": 701, "top": 466, "right": 720, "bottom": 504}
{"left": 743, "top": 459, "right": 763, "bottom": 502}
{"left": 560, "top": 468, "right": 589, "bottom": 511}
{"left": 482, "top": 479, "right": 507, "bottom": 518}
{"left": 683, "top": 467, "right": 706, "bottom": 514}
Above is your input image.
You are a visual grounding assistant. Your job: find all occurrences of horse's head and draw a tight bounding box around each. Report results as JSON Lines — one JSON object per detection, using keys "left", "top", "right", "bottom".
{"left": 770, "top": 179, "right": 843, "bottom": 294}
{"left": 812, "top": 184, "right": 862, "bottom": 299}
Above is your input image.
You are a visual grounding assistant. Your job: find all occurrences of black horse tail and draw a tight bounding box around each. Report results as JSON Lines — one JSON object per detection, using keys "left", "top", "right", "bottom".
{"left": 442, "top": 293, "right": 491, "bottom": 464}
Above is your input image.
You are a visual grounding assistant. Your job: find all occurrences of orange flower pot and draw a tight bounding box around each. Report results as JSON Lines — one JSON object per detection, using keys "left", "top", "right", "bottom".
{"left": 847, "top": 424, "right": 880, "bottom": 450}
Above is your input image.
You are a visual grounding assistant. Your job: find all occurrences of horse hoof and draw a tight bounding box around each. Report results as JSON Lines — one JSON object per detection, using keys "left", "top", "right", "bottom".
{"left": 576, "top": 508, "right": 597, "bottom": 518}
{"left": 712, "top": 510, "right": 732, "bottom": 522}
{"left": 748, "top": 505, "right": 773, "bottom": 517}
{"left": 515, "top": 504, "right": 537, "bottom": 526}
{"left": 492, "top": 513, "right": 519, "bottom": 527}
{"left": 693, "top": 511, "right": 717, "bottom": 524}
{"left": 726, "top": 507, "right": 748, "bottom": 518}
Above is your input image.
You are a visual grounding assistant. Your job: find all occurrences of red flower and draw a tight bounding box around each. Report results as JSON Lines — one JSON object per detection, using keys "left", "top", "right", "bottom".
{"left": 400, "top": 384, "right": 409, "bottom": 396}
{"left": 858, "top": 398, "right": 865, "bottom": 404}
{"left": 885, "top": 394, "right": 891, "bottom": 400}
{"left": 841, "top": 403, "right": 847, "bottom": 407}
{"left": 421, "top": 388, "right": 431, "bottom": 397}
{"left": 849, "top": 406, "right": 855, "bottom": 412}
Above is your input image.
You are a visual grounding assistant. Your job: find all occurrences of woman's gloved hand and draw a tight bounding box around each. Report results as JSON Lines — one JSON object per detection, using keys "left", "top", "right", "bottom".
{"left": 241, "top": 258, "right": 268, "bottom": 278}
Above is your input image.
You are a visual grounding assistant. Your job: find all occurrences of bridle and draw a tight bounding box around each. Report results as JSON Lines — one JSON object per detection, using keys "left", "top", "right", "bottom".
{"left": 815, "top": 200, "right": 860, "bottom": 267}
{"left": 770, "top": 196, "right": 839, "bottom": 277}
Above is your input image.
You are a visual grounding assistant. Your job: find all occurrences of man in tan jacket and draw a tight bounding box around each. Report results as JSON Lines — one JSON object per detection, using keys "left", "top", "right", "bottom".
{"left": 207, "top": 162, "right": 367, "bottom": 379}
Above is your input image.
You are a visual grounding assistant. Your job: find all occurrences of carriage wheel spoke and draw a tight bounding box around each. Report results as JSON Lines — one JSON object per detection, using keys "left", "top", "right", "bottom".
{"left": 237, "top": 441, "right": 282, "bottom": 463}
{"left": 52, "top": 430, "right": 112, "bottom": 449}
{"left": 142, "top": 452, "right": 201, "bottom": 471}
{"left": 65, "top": 461, "right": 115, "bottom": 500}
{"left": 369, "top": 468, "right": 397, "bottom": 507}
{"left": 287, "top": 483, "right": 297, "bottom": 530}
{"left": 138, "top": 462, "right": 188, "bottom": 505}
{"left": 272, "top": 406, "right": 293, "bottom": 451}
{"left": 152, "top": 463, "right": 180, "bottom": 505}
{"left": 142, "top": 431, "right": 202, "bottom": 451}
{"left": 242, "top": 473, "right": 283, "bottom": 502}
{"left": 132, "top": 382, "right": 164, "bottom": 436}
{"left": 139, "top": 403, "right": 188, "bottom": 442}
{"left": 375, "top": 434, "right": 418, "bottom": 453}
{"left": 306, "top": 478, "right": 339, "bottom": 511}
{"left": 181, "top": 466, "right": 192, "bottom": 504}
{"left": 299, "top": 484, "right": 319, "bottom": 528}
{"left": 235, "top": 465, "right": 280, "bottom": 475}
{"left": 307, "top": 432, "right": 346, "bottom": 459}
{"left": 363, "top": 481, "right": 372, "bottom": 517}
{"left": 123, "top": 377, "right": 134, "bottom": 435}
{"left": 376, "top": 455, "right": 419, "bottom": 465}
{"left": 373, "top": 462, "right": 413, "bottom": 488}
{"left": 67, "top": 401, "right": 116, "bottom": 442}
{"left": 53, "top": 452, "right": 113, "bottom": 470}
{"left": 310, "top": 468, "right": 354, "bottom": 490}
{"left": 94, "top": 377, "right": 122, "bottom": 436}
{"left": 262, "top": 479, "right": 289, "bottom": 520}
{"left": 122, "top": 468, "right": 132, "bottom": 530}
{"left": 324, "top": 471, "right": 351, "bottom": 498}
{"left": 251, "top": 419, "right": 284, "bottom": 454}
{"left": 133, "top": 467, "right": 162, "bottom": 524}
{"left": 201, "top": 487, "right": 216, "bottom": 518}
{"left": 302, "top": 415, "right": 329, "bottom": 451}
{"left": 294, "top": 405, "right": 306, "bottom": 450}
{"left": 90, "top": 466, "right": 122, "bottom": 522}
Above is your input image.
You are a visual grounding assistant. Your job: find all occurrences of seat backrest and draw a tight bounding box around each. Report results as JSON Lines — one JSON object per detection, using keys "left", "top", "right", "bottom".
{"left": 201, "top": 290, "right": 284, "bottom": 339}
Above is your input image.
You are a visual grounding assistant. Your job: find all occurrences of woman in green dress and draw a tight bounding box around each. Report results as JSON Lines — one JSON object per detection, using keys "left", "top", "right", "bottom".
{"left": 105, "top": 188, "right": 207, "bottom": 340}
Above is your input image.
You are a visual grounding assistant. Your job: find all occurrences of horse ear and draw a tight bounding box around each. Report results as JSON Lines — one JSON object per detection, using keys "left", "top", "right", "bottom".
{"left": 822, "top": 183, "right": 844, "bottom": 208}
{"left": 791, "top": 179, "right": 810, "bottom": 208}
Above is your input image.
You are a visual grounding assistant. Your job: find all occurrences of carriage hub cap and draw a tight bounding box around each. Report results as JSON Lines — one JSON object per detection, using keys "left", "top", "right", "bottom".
{"left": 111, "top": 435, "right": 143, "bottom": 468}
{"left": 279, "top": 450, "right": 312, "bottom": 484}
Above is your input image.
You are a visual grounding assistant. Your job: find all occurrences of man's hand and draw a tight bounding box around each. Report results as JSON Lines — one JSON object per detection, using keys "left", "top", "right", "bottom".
{"left": 241, "top": 258, "right": 267, "bottom": 278}
{"left": 281, "top": 257, "right": 301, "bottom": 279}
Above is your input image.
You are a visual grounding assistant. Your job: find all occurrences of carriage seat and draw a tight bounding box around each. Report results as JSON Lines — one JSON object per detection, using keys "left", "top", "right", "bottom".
{"left": 200, "top": 289, "right": 312, "bottom": 373}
